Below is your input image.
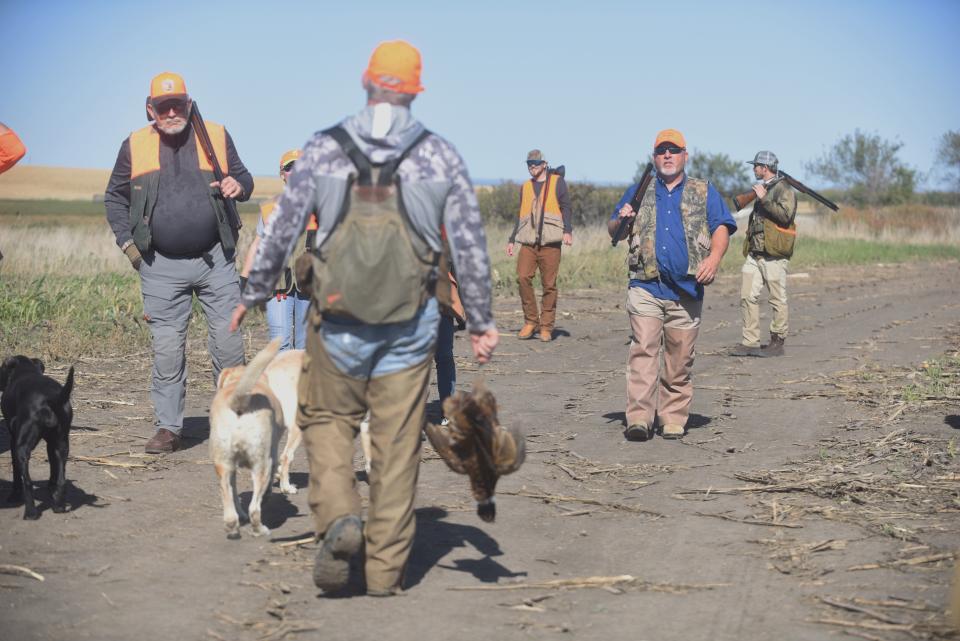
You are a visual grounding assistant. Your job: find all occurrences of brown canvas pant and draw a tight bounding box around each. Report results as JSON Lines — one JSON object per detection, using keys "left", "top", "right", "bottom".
{"left": 625, "top": 287, "right": 701, "bottom": 428}
{"left": 517, "top": 243, "right": 561, "bottom": 331}
{"left": 297, "top": 319, "right": 430, "bottom": 593}
{"left": 740, "top": 253, "right": 789, "bottom": 347}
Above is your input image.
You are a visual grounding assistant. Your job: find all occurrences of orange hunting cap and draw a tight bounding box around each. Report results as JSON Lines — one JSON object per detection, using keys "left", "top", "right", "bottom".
{"left": 279, "top": 149, "right": 300, "bottom": 171}
{"left": 150, "top": 72, "right": 189, "bottom": 103}
{"left": 654, "top": 129, "right": 686, "bottom": 149}
{"left": 363, "top": 40, "right": 425, "bottom": 95}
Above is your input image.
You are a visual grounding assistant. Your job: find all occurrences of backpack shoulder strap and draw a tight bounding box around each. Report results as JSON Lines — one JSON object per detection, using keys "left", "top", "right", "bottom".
{"left": 323, "top": 125, "right": 373, "bottom": 186}
{"left": 377, "top": 129, "right": 432, "bottom": 186}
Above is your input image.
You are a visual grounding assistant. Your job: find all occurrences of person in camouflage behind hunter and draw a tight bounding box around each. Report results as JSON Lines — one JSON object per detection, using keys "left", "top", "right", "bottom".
{"left": 230, "top": 40, "right": 497, "bottom": 597}
{"left": 609, "top": 129, "right": 736, "bottom": 442}
{"left": 731, "top": 151, "right": 797, "bottom": 358}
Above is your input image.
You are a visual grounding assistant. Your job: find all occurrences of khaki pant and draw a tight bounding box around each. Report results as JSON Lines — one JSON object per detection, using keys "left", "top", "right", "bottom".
{"left": 625, "top": 287, "right": 701, "bottom": 428}
{"left": 297, "top": 316, "right": 430, "bottom": 593}
{"left": 517, "top": 243, "right": 561, "bottom": 331}
{"left": 740, "top": 254, "right": 789, "bottom": 347}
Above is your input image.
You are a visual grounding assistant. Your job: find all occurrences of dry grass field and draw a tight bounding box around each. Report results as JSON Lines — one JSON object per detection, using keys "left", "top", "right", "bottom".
{"left": 0, "top": 164, "right": 284, "bottom": 201}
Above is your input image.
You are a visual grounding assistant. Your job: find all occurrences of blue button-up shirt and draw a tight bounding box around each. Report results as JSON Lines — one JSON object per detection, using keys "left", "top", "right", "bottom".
{"left": 610, "top": 174, "right": 737, "bottom": 301}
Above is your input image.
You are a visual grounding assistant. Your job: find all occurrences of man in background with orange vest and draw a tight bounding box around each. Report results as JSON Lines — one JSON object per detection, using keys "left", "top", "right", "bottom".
{"left": 240, "top": 149, "right": 316, "bottom": 350}
{"left": 0, "top": 122, "right": 26, "bottom": 174}
{"left": 506, "top": 149, "right": 573, "bottom": 342}
{"left": 0, "top": 122, "right": 27, "bottom": 266}
{"left": 104, "top": 72, "right": 254, "bottom": 454}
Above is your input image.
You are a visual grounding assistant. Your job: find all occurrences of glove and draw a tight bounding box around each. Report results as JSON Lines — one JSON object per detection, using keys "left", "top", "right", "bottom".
{"left": 123, "top": 243, "right": 142, "bottom": 271}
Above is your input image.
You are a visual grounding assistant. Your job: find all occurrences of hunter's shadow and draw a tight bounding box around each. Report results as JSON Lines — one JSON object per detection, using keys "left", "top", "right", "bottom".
{"left": 405, "top": 507, "right": 526, "bottom": 588}
{"left": 180, "top": 416, "right": 211, "bottom": 451}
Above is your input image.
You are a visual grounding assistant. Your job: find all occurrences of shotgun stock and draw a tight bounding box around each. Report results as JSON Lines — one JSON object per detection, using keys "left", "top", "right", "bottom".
{"left": 733, "top": 170, "right": 839, "bottom": 213}
{"left": 190, "top": 102, "right": 243, "bottom": 232}
{"left": 611, "top": 162, "right": 654, "bottom": 247}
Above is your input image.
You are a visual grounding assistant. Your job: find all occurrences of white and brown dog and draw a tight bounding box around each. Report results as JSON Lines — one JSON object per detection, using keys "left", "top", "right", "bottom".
{"left": 264, "top": 350, "right": 372, "bottom": 494}
{"left": 210, "top": 338, "right": 285, "bottom": 539}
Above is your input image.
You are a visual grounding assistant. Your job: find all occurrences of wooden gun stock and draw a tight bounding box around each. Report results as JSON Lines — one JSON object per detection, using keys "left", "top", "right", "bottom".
{"left": 612, "top": 163, "right": 654, "bottom": 247}
{"left": 733, "top": 190, "right": 757, "bottom": 211}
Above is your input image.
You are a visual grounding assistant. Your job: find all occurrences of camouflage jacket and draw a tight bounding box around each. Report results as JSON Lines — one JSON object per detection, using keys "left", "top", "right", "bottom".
{"left": 628, "top": 177, "right": 711, "bottom": 280}
{"left": 243, "top": 106, "right": 494, "bottom": 332}
{"left": 747, "top": 177, "right": 797, "bottom": 254}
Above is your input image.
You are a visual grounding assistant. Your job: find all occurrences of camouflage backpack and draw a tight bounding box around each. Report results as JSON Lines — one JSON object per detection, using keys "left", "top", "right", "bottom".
{"left": 302, "top": 126, "right": 438, "bottom": 324}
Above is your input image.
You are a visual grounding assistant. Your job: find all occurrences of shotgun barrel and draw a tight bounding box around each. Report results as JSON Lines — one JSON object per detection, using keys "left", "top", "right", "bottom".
{"left": 612, "top": 163, "right": 654, "bottom": 247}
{"left": 190, "top": 102, "right": 243, "bottom": 231}
{"left": 733, "top": 170, "right": 839, "bottom": 213}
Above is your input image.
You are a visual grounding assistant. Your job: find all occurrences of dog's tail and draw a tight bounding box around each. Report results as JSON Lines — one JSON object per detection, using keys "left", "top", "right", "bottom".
{"left": 59, "top": 366, "right": 75, "bottom": 406}
{"left": 229, "top": 338, "right": 282, "bottom": 415}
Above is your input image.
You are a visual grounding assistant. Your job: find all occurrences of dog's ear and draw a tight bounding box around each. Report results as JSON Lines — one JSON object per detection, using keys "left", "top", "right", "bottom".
{"left": 32, "top": 358, "right": 45, "bottom": 374}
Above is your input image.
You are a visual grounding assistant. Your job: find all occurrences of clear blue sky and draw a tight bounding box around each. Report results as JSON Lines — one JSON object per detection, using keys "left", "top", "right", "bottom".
{"left": 2, "top": 0, "right": 958, "bottom": 187}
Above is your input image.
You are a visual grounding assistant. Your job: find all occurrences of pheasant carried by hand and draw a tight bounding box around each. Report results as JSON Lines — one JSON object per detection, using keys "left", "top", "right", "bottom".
{"left": 423, "top": 383, "right": 525, "bottom": 522}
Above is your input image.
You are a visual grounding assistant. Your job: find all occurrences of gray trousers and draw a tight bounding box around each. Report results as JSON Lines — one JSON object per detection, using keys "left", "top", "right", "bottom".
{"left": 139, "top": 243, "right": 244, "bottom": 434}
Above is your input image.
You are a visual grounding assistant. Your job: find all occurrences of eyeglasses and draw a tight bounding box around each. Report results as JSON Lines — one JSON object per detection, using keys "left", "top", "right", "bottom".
{"left": 152, "top": 99, "right": 187, "bottom": 115}
{"left": 281, "top": 162, "right": 295, "bottom": 173}
{"left": 654, "top": 145, "right": 685, "bottom": 156}
{"left": 526, "top": 160, "right": 545, "bottom": 167}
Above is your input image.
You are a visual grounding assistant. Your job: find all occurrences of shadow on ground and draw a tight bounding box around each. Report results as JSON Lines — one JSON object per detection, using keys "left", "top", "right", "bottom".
{"left": 405, "top": 507, "right": 525, "bottom": 589}
{"left": 0, "top": 478, "right": 103, "bottom": 517}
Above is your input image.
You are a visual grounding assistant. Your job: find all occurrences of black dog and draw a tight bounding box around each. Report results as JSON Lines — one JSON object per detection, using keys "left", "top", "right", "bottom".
{"left": 0, "top": 356, "right": 75, "bottom": 519}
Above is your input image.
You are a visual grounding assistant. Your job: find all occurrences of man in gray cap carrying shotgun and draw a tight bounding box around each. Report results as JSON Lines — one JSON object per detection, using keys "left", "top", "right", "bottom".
{"left": 731, "top": 150, "right": 797, "bottom": 358}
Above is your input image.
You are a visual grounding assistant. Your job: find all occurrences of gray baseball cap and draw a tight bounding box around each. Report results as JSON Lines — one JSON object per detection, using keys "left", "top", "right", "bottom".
{"left": 747, "top": 150, "right": 779, "bottom": 168}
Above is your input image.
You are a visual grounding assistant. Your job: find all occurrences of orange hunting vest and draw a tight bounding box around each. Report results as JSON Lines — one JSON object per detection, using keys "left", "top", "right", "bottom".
{"left": 126, "top": 122, "right": 238, "bottom": 253}
{"left": 260, "top": 198, "right": 318, "bottom": 231}
{"left": 129, "top": 122, "right": 228, "bottom": 179}
{"left": 518, "top": 175, "right": 561, "bottom": 219}
{"left": 259, "top": 197, "right": 318, "bottom": 293}
{"left": 515, "top": 174, "right": 564, "bottom": 245}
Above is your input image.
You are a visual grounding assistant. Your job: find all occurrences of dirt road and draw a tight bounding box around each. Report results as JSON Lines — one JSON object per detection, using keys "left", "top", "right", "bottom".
{"left": 2, "top": 261, "right": 959, "bottom": 641}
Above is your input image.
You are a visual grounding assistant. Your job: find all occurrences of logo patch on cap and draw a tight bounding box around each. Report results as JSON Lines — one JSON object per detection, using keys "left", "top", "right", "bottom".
{"left": 161, "top": 79, "right": 175, "bottom": 94}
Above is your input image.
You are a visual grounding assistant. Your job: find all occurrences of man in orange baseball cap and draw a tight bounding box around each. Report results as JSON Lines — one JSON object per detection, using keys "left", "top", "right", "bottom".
{"left": 608, "top": 128, "right": 737, "bottom": 442}
{"left": 231, "top": 39, "right": 498, "bottom": 597}
{"left": 104, "top": 72, "right": 255, "bottom": 455}
{"left": 240, "top": 148, "right": 317, "bottom": 352}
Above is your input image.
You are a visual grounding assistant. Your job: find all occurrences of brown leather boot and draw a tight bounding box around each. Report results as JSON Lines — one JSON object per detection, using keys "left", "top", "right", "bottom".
{"left": 144, "top": 428, "right": 181, "bottom": 453}
{"left": 518, "top": 323, "right": 537, "bottom": 339}
{"left": 760, "top": 333, "right": 785, "bottom": 357}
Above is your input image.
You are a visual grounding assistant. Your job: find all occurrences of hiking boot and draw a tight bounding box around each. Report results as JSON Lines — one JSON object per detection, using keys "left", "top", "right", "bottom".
{"left": 760, "top": 333, "right": 785, "bottom": 357}
{"left": 145, "top": 428, "right": 181, "bottom": 454}
{"left": 624, "top": 423, "right": 653, "bottom": 442}
{"left": 661, "top": 423, "right": 685, "bottom": 439}
{"left": 313, "top": 515, "right": 363, "bottom": 594}
{"left": 539, "top": 329, "right": 553, "bottom": 342}
{"left": 518, "top": 323, "right": 538, "bottom": 340}
{"left": 730, "top": 343, "right": 762, "bottom": 357}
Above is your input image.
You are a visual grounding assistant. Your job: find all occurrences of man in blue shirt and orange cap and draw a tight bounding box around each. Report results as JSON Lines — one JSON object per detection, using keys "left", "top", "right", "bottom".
{"left": 609, "top": 129, "right": 736, "bottom": 442}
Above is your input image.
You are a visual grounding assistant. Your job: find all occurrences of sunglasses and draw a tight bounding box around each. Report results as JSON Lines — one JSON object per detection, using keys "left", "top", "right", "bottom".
{"left": 654, "top": 145, "right": 685, "bottom": 156}
{"left": 281, "top": 162, "right": 295, "bottom": 172}
{"left": 152, "top": 99, "right": 187, "bottom": 114}
{"left": 526, "top": 160, "right": 545, "bottom": 167}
